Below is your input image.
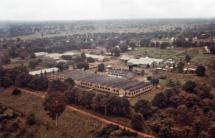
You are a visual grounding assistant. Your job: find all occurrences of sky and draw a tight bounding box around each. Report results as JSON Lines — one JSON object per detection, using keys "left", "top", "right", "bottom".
{"left": 0, "top": 0, "right": 215, "bottom": 21}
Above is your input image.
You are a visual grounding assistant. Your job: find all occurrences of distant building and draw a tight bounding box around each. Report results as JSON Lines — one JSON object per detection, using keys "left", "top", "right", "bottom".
{"left": 29, "top": 67, "right": 59, "bottom": 75}
{"left": 35, "top": 52, "right": 48, "bottom": 57}
{"left": 86, "top": 54, "right": 110, "bottom": 61}
{"left": 34, "top": 51, "right": 78, "bottom": 60}
{"left": 49, "top": 70, "right": 153, "bottom": 98}
{"left": 107, "top": 68, "right": 136, "bottom": 79}
{"left": 120, "top": 55, "right": 133, "bottom": 63}
{"left": 127, "top": 57, "right": 163, "bottom": 67}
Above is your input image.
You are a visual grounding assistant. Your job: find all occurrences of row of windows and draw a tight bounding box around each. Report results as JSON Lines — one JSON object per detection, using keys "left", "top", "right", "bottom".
{"left": 127, "top": 85, "right": 152, "bottom": 96}
{"left": 80, "top": 81, "right": 118, "bottom": 93}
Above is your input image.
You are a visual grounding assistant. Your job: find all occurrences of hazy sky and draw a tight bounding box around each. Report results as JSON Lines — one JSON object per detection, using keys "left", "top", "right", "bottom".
{"left": 0, "top": 0, "right": 215, "bottom": 20}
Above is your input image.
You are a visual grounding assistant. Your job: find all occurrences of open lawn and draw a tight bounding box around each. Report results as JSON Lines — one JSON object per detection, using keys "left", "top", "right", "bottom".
{"left": 129, "top": 88, "right": 163, "bottom": 106}
{"left": 128, "top": 47, "right": 178, "bottom": 59}
{"left": 0, "top": 87, "right": 102, "bottom": 138}
{"left": 128, "top": 47, "right": 215, "bottom": 65}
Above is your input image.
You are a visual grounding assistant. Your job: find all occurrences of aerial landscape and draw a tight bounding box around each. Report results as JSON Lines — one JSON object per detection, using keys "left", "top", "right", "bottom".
{"left": 0, "top": 0, "right": 215, "bottom": 138}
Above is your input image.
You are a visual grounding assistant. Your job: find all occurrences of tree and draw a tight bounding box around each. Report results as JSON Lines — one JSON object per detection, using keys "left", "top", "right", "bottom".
{"left": 28, "top": 76, "right": 48, "bottom": 91}
{"left": 208, "top": 59, "right": 215, "bottom": 87}
{"left": 111, "top": 47, "right": 120, "bottom": 57}
{"left": 183, "top": 81, "right": 197, "bottom": 93}
{"left": 196, "top": 65, "right": 206, "bottom": 76}
{"left": 26, "top": 113, "right": 36, "bottom": 126}
{"left": 0, "top": 76, "right": 13, "bottom": 87}
{"left": 0, "top": 54, "right": 11, "bottom": 64}
{"left": 12, "top": 88, "right": 22, "bottom": 96}
{"left": 152, "top": 92, "right": 168, "bottom": 108}
{"left": 185, "top": 54, "right": 192, "bottom": 63}
{"left": 81, "top": 52, "right": 86, "bottom": 59}
{"left": 56, "top": 62, "right": 68, "bottom": 71}
{"left": 15, "top": 73, "right": 32, "bottom": 87}
{"left": 98, "top": 63, "right": 105, "bottom": 72}
{"left": 43, "top": 93, "right": 66, "bottom": 126}
{"left": 151, "top": 78, "right": 159, "bottom": 85}
{"left": 76, "top": 62, "right": 89, "bottom": 70}
{"left": 64, "top": 88, "right": 79, "bottom": 104}
{"left": 65, "top": 78, "right": 75, "bottom": 90}
{"left": 29, "top": 59, "right": 41, "bottom": 69}
{"left": 134, "top": 100, "right": 152, "bottom": 119}
{"left": 48, "top": 80, "right": 67, "bottom": 92}
{"left": 131, "top": 113, "right": 144, "bottom": 131}
{"left": 177, "top": 62, "right": 185, "bottom": 73}
{"left": 140, "top": 70, "right": 145, "bottom": 76}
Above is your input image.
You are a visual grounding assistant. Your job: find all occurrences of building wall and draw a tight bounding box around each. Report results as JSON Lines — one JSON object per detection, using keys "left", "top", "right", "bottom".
{"left": 48, "top": 74, "right": 153, "bottom": 98}
{"left": 125, "top": 84, "right": 153, "bottom": 98}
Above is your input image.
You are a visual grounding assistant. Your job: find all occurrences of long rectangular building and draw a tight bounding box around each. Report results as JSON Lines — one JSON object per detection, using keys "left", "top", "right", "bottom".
{"left": 48, "top": 70, "right": 153, "bottom": 98}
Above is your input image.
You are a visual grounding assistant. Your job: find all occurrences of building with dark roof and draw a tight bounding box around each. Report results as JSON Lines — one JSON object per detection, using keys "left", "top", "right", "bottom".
{"left": 49, "top": 70, "right": 153, "bottom": 98}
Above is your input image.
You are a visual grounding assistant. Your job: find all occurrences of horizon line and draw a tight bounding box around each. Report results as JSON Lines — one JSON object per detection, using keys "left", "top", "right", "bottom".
{"left": 0, "top": 17, "right": 215, "bottom": 23}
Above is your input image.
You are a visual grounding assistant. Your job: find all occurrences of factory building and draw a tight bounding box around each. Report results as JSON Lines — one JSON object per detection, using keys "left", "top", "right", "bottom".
{"left": 48, "top": 70, "right": 153, "bottom": 98}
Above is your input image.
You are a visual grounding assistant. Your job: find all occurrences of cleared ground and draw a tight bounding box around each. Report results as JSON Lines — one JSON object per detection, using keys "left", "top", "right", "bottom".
{"left": 0, "top": 87, "right": 102, "bottom": 138}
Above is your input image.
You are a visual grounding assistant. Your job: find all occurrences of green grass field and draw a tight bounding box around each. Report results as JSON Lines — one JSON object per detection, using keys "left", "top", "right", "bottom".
{"left": 128, "top": 47, "right": 215, "bottom": 65}
{"left": 0, "top": 87, "right": 102, "bottom": 138}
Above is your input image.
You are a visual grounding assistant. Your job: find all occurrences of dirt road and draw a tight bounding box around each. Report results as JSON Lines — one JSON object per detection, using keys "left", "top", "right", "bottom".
{"left": 19, "top": 88, "right": 155, "bottom": 138}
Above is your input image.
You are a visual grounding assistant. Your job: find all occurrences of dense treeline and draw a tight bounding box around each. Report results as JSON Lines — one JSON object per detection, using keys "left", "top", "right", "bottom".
{"left": 65, "top": 89, "right": 130, "bottom": 116}
{"left": 0, "top": 66, "right": 48, "bottom": 90}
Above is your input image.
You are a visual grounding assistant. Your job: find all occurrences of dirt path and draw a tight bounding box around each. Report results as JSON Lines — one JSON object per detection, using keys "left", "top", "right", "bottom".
{"left": 19, "top": 88, "right": 155, "bottom": 138}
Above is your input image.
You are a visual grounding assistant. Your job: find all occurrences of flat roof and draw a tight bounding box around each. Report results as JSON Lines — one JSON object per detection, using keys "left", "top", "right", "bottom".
{"left": 55, "top": 70, "right": 151, "bottom": 92}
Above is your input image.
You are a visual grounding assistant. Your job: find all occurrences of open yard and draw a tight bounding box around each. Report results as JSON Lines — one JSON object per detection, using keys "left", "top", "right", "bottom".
{"left": 0, "top": 87, "right": 102, "bottom": 138}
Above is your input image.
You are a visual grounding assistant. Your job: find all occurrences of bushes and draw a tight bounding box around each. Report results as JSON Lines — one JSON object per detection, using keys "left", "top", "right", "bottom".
{"left": 134, "top": 100, "right": 152, "bottom": 119}
{"left": 196, "top": 65, "right": 206, "bottom": 76}
{"left": 131, "top": 113, "right": 144, "bottom": 131}
{"left": 26, "top": 113, "right": 36, "bottom": 126}
{"left": 118, "top": 129, "right": 137, "bottom": 137}
{"left": 28, "top": 76, "right": 48, "bottom": 91}
{"left": 152, "top": 92, "right": 169, "bottom": 108}
{"left": 183, "top": 80, "right": 197, "bottom": 92}
{"left": 12, "top": 88, "right": 22, "bottom": 96}
{"left": 95, "top": 124, "right": 119, "bottom": 137}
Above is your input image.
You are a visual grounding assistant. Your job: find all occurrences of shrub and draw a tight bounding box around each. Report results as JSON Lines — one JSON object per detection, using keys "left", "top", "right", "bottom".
{"left": 118, "top": 129, "right": 137, "bottom": 137}
{"left": 95, "top": 124, "right": 119, "bottom": 137}
{"left": 26, "top": 113, "right": 36, "bottom": 126}
{"left": 131, "top": 113, "right": 144, "bottom": 131}
{"left": 183, "top": 81, "right": 197, "bottom": 93}
{"left": 12, "top": 88, "right": 22, "bottom": 96}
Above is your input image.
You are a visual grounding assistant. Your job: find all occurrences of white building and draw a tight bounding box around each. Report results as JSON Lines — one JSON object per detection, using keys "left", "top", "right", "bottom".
{"left": 86, "top": 54, "right": 107, "bottom": 61}
{"left": 35, "top": 52, "right": 48, "bottom": 57}
{"left": 127, "top": 57, "right": 163, "bottom": 67}
{"left": 29, "top": 67, "right": 59, "bottom": 75}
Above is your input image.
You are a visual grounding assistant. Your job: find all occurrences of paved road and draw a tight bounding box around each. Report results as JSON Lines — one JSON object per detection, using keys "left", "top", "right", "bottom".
{"left": 19, "top": 88, "right": 155, "bottom": 138}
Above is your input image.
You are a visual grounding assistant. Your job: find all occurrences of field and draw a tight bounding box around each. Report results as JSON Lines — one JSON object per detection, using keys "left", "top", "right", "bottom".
{"left": 0, "top": 87, "right": 102, "bottom": 138}
{"left": 129, "top": 88, "right": 162, "bottom": 106}
{"left": 128, "top": 47, "right": 215, "bottom": 65}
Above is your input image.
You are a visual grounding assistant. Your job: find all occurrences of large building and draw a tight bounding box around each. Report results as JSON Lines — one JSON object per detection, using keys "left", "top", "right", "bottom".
{"left": 49, "top": 70, "right": 153, "bottom": 98}
{"left": 127, "top": 57, "right": 163, "bottom": 67}
{"left": 29, "top": 67, "right": 59, "bottom": 75}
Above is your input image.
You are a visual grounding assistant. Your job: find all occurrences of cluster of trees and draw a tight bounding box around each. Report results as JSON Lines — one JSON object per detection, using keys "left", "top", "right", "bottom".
{"left": 0, "top": 66, "right": 48, "bottom": 91}
{"left": 43, "top": 80, "right": 130, "bottom": 127}
{"left": 131, "top": 80, "right": 215, "bottom": 138}
{"left": 65, "top": 89, "right": 130, "bottom": 116}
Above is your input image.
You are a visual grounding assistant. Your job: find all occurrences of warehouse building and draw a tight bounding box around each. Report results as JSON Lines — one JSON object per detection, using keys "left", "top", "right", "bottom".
{"left": 127, "top": 57, "right": 163, "bottom": 67}
{"left": 49, "top": 70, "right": 153, "bottom": 98}
{"left": 29, "top": 67, "right": 59, "bottom": 75}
